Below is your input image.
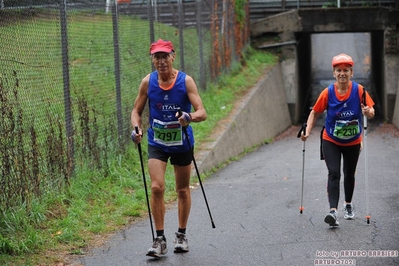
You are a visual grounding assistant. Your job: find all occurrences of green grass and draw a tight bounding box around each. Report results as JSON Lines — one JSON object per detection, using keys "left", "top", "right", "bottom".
{"left": 0, "top": 12, "right": 278, "bottom": 265}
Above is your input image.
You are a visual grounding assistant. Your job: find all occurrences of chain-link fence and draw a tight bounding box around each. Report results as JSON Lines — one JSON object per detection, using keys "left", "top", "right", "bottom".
{"left": 0, "top": 0, "right": 249, "bottom": 210}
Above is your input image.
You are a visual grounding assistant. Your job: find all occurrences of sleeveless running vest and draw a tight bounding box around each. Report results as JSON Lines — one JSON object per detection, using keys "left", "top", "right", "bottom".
{"left": 325, "top": 82, "right": 363, "bottom": 144}
{"left": 147, "top": 71, "right": 194, "bottom": 153}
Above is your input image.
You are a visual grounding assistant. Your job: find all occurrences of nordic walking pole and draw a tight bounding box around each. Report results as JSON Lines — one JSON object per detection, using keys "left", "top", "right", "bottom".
{"left": 135, "top": 126, "right": 155, "bottom": 240}
{"left": 362, "top": 91, "right": 371, "bottom": 224}
{"left": 178, "top": 110, "right": 216, "bottom": 228}
{"left": 297, "top": 123, "right": 307, "bottom": 214}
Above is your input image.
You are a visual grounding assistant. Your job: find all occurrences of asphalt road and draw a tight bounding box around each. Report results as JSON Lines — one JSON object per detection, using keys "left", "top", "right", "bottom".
{"left": 73, "top": 120, "right": 399, "bottom": 266}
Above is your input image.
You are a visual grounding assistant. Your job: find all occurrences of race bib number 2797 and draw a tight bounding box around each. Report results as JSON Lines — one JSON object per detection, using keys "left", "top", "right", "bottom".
{"left": 152, "top": 119, "right": 183, "bottom": 146}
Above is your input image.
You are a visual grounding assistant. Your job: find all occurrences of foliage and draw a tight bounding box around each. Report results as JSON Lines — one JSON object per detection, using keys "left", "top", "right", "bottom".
{"left": 234, "top": 0, "right": 247, "bottom": 27}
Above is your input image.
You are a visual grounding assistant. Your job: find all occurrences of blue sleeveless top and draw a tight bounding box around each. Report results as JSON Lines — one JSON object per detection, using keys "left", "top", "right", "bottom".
{"left": 325, "top": 82, "right": 363, "bottom": 144}
{"left": 147, "top": 71, "right": 194, "bottom": 152}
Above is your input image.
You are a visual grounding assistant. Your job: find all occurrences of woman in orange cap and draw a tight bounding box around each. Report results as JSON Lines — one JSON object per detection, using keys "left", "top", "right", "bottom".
{"left": 300, "top": 53, "right": 375, "bottom": 227}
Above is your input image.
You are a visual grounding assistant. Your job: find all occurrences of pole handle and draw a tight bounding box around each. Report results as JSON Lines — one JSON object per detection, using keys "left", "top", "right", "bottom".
{"left": 134, "top": 126, "right": 142, "bottom": 150}
{"left": 177, "top": 109, "right": 185, "bottom": 125}
{"left": 297, "top": 123, "right": 307, "bottom": 138}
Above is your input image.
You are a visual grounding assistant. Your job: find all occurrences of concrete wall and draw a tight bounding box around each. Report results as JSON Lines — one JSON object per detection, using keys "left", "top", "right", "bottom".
{"left": 195, "top": 64, "right": 292, "bottom": 175}
{"left": 281, "top": 57, "right": 297, "bottom": 123}
{"left": 386, "top": 54, "right": 399, "bottom": 128}
{"left": 391, "top": 55, "right": 399, "bottom": 129}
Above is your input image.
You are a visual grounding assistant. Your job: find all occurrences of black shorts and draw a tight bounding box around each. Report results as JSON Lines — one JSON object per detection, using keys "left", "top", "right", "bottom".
{"left": 148, "top": 145, "right": 193, "bottom": 166}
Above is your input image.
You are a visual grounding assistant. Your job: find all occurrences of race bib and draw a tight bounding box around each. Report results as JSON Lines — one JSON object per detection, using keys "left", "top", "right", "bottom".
{"left": 333, "top": 119, "right": 360, "bottom": 140}
{"left": 152, "top": 119, "right": 183, "bottom": 146}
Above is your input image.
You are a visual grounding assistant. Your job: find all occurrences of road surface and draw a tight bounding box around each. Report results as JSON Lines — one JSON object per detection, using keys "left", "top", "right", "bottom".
{"left": 72, "top": 120, "right": 399, "bottom": 266}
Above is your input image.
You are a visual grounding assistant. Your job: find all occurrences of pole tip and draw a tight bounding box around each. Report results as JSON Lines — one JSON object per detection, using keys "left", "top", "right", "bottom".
{"left": 366, "top": 215, "right": 371, "bottom": 224}
{"left": 300, "top": 206, "right": 304, "bottom": 214}
{"left": 211, "top": 222, "right": 216, "bottom": 229}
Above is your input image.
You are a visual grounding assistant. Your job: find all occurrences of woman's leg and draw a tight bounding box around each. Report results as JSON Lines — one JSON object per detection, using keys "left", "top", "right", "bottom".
{"left": 322, "top": 140, "right": 342, "bottom": 210}
{"left": 342, "top": 144, "right": 361, "bottom": 204}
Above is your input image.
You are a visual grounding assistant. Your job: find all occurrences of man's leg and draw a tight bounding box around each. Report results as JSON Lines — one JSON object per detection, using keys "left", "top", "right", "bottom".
{"left": 174, "top": 164, "right": 192, "bottom": 230}
{"left": 173, "top": 163, "right": 191, "bottom": 252}
{"left": 148, "top": 158, "right": 167, "bottom": 232}
{"left": 146, "top": 158, "right": 168, "bottom": 257}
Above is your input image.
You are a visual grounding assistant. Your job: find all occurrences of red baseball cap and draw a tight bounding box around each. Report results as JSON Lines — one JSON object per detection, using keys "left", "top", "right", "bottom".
{"left": 332, "top": 53, "right": 354, "bottom": 67}
{"left": 150, "top": 39, "right": 174, "bottom": 55}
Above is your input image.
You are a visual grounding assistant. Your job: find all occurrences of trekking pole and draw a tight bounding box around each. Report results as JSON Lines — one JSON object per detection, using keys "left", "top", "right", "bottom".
{"left": 297, "top": 123, "right": 307, "bottom": 214}
{"left": 362, "top": 91, "right": 371, "bottom": 224}
{"left": 135, "top": 126, "right": 155, "bottom": 240}
{"left": 178, "top": 110, "right": 216, "bottom": 228}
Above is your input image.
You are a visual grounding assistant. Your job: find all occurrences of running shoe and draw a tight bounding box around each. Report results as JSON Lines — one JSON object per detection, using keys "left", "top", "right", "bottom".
{"left": 324, "top": 210, "right": 339, "bottom": 226}
{"left": 146, "top": 236, "right": 167, "bottom": 257}
{"left": 174, "top": 232, "right": 189, "bottom": 253}
{"left": 343, "top": 203, "right": 355, "bottom": 219}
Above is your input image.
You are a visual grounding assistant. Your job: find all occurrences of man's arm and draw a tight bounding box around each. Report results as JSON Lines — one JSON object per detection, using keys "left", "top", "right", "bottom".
{"left": 131, "top": 74, "right": 150, "bottom": 138}
{"left": 185, "top": 75, "right": 206, "bottom": 122}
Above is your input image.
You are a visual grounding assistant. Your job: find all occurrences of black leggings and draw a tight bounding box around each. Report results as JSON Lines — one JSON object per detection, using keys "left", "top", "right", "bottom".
{"left": 322, "top": 140, "right": 361, "bottom": 209}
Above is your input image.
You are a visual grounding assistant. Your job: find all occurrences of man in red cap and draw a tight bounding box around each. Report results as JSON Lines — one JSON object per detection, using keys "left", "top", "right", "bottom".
{"left": 131, "top": 39, "right": 207, "bottom": 257}
{"left": 299, "top": 53, "right": 375, "bottom": 227}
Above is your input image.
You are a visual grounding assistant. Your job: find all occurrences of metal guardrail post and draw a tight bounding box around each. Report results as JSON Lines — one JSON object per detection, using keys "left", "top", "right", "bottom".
{"left": 196, "top": 0, "right": 205, "bottom": 90}
{"left": 112, "top": 1, "right": 124, "bottom": 145}
{"left": 178, "top": 0, "right": 185, "bottom": 72}
{"left": 59, "top": 0, "right": 75, "bottom": 178}
{"left": 148, "top": 0, "right": 155, "bottom": 71}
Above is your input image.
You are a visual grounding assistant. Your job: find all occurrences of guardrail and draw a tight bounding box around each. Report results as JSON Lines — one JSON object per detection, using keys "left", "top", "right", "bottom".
{"left": 249, "top": 0, "right": 398, "bottom": 21}
{"left": 2, "top": 1, "right": 397, "bottom": 26}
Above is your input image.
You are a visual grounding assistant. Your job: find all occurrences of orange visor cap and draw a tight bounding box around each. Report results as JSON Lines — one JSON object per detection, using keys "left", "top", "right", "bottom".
{"left": 332, "top": 53, "right": 354, "bottom": 67}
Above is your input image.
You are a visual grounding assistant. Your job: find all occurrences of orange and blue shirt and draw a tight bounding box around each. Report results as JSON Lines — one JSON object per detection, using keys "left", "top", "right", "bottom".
{"left": 313, "top": 81, "right": 375, "bottom": 146}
